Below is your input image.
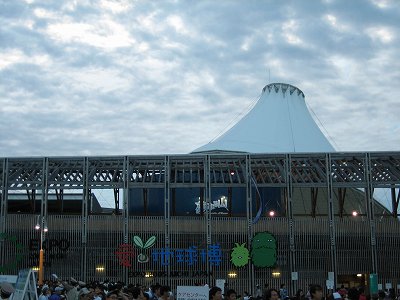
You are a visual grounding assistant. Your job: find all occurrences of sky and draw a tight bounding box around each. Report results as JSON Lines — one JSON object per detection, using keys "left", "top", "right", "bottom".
{"left": 1, "top": 0, "right": 400, "bottom": 157}
{"left": 1, "top": 0, "right": 399, "bottom": 209}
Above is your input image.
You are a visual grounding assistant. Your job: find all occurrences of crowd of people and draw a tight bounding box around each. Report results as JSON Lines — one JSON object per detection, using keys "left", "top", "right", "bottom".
{"left": 1, "top": 278, "right": 400, "bottom": 300}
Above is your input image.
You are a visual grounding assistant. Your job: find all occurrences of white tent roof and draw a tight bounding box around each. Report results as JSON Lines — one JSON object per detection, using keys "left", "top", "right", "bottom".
{"left": 192, "top": 83, "right": 335, "bottom": 154}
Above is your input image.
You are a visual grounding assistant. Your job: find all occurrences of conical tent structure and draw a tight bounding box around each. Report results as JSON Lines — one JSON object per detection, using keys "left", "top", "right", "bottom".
{"left": 192, "top": 83, "right": 390, "bottom": 217}
{"left": 193, "top": 83, "right": 335, "bottom": 154}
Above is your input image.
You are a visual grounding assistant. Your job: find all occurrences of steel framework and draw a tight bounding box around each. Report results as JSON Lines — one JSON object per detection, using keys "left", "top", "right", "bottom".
{"left": 1, "top": 152, "right": 400, "bottom": 294}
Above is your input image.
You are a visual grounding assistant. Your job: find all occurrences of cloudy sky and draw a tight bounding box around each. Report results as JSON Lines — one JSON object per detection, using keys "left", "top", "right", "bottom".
{"left": 1, "top": 0, "right": 400, "bottom": 158}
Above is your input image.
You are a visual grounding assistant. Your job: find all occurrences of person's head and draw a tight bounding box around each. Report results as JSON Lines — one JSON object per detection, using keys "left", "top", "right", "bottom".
{"left": 131, "top": 287, "right": 144, "bottom": 300}
{"left": 209, "top": 287, "right": 223, "bottom": 300}
{"left": 310, "top": 285, "right": 323, "bottom": 300}
{"left": 266, "top": 289, "right": 279, "bottom": 300}
{"left": 153, "top": 285, "right": 162, "bottom": 297}
{"left": 378, "top": 291, "right": 386, "bottom": 300}
{"left": 347, "top": 288, "right": 359, "bottom": 300}
{"left": 106, "top": 291, "right": 120, "bottom": 300}
{"left": 159, "top": 286, "right": 170, "bottom": 300}
{"left": 80, "top": 288, "right": 93, "bottom": 300}
{"left": 225, "top": 289, "right": 237, "bottom": 300}
{"left": 281, "top": 284, "right": 285, "bottom": 289}
{"left": 95, "top": 286, "right": 105, "bottom": 295}
{"left": 296, "top": 290, "right": 304, "bottom": 298}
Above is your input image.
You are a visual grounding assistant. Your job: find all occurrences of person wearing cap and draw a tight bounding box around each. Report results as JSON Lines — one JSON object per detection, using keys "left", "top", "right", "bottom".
{"left": 0, "top": 282, "right": 15, "bottom": 300}
{"left": 48, "top": 286, "right": 63, "bottom": 300}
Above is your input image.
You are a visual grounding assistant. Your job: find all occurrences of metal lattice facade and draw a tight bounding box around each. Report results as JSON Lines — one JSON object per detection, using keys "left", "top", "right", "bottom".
{"left": 1, "top": 152, "right": 400, "bottom": 295}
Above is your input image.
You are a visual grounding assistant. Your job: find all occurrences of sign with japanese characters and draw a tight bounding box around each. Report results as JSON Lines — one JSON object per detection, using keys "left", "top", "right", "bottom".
{"left": 116, "top": 235, "right": 222, "bottom": 268}
{"left": 177, "top": 286, "right": 208, "bottom": 300}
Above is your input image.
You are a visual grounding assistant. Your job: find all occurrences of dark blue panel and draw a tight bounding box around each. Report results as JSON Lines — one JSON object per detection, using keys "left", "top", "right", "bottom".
{"left": 174, "top": 188, "right": 201, "bottom": 216}
{"left": 147, "top": 188, "right": 164, "bottom": 216}
{"left": 128, "top": 188, "right": 144, "bottom": 216}
{"left": 252, "top": 187, "right": 283, "bottom": 216}
{"left": 231, "top": 187, "right": 246, "bottom": 216}
{"left": 210, "top": 187, "right": 229, "bottom": 215}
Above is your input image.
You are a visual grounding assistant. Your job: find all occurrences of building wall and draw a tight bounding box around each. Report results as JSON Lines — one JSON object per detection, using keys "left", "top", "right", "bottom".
{"left": 2, "top": 214, "right": 400, "bottom": 295}
{"left": 1, "top": 153, "right": 400, "bottom": 296}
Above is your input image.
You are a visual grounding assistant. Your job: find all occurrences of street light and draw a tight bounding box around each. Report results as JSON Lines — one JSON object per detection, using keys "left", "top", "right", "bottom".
{"left": 34, "top": 215, "right": 48, "bottom": 285}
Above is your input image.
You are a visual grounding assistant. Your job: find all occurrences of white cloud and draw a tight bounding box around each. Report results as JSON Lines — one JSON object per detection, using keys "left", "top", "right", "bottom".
{"left": 46, "top": 18, "right": 135, "bottom": 49}
{"left": 369, "top": 0, "right": 392, "bottom": 9}
{"left": 282, "top": 19, "right": 303, "bottom": 45}
{"left": 365, "top": 26, "right": 395, "bottom": 44}
{"left": 323, "top": 14, "right": 351, "bottom": 32}
{"left": 0, "top": 49, "right": 51, "bottom": 70}
{"left": 99, "top": 0, "right": 133, "bottom": 14}
{"left": 166, "top": 15, "right": 190, "bottom": 35}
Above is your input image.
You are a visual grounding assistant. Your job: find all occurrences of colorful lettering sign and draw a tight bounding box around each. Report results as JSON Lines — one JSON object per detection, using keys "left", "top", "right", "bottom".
{"left": 116, "top": 235, "right": 223, "bottom": 267}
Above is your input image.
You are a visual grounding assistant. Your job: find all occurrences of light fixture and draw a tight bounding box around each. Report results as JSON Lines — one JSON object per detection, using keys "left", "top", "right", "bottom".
{"left": 228, "top": 272, "right": 237, "bottom": 278}
{"left": 35, "top": 215, "right": 40, "bottom": 230}
{"left": 269, "top": 210, "right": 275, "bottom": 217}
{"left": 96, "top": 266, "right": 105, "bottom": 272}
{"left": 272, "top": 271, "right": 281, "bottom": 277}
{"left": 145, "top": 272, "right": 153, "bottom": 278}
{"left": 352, "top": 211, "right": 358, "bottom": 217}
{"left": 43, "top": 220, "right": 48, "bottom": 232}
{"left": 32, "top": 266, "right": 39, "bottom": 271}
{"left": 230, "top": 170, "right": 235, "bottom": 176}
{"left": 356, "top": 274, "right": 362, "bottom": 277}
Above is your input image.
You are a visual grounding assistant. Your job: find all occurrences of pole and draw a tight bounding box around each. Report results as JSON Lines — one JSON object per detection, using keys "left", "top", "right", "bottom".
{"left": 38, "top": 219, "right": 44, "bottom": 285}
{"left": 39, "top": 248, "right": 44, "bottom": 285}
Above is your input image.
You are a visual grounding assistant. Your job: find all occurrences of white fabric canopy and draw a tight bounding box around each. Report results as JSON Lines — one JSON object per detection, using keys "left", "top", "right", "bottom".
{"left": 192, "top": 83, "right": 335, "bottom": 154}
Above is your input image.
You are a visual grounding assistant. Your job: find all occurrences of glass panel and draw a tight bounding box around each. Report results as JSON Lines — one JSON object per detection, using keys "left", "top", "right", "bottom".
{"left": 147, "top": 188, "right": 164, "bottom": 216}
{"left": 210, "top": 187, "right": 229, "bottom": 215}
{"left": 128, "top": 188, "right": 144, "bottom": 216}
{"left": 231, "top": 187, "right": 246, "bottom": 216}
{"left": 173, "top": 187, "right": 201, "bottom": 216}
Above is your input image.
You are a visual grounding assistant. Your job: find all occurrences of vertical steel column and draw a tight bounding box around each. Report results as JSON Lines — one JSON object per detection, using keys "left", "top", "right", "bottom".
{"left": 81, "top": 157, "right": 89, "bottom": 281}
{"left": 123, "top": 156, "right": 129, "bottom": 284}
{"left": 41, "top": 158, "right": 49, "bottom": 224}
{"left": 164, "top": 156, "right": 171, "bottom": 286}
{"left": 41, "top": 157, "right": 49, "bottom": 282}
{"left": 205, "top": 155, "right": 212, "bottom": 284}
{"left": 245, "top": 155, "right": 254, "bottom": 294}
{"left": 365, "top": 153, "right": 378, "bottom": 274}
{"left": 326, "top": 154, "right": 337, "bottom": 288}
{"left": 0, "top": 158, "right": 9, "bottom": 267}
{"left": 285, "top": 154, "right": 296, "bottom": 296}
